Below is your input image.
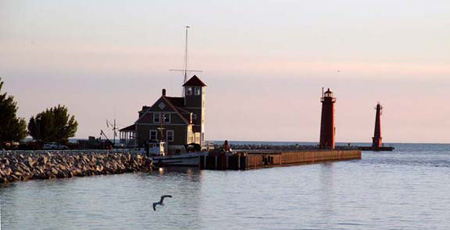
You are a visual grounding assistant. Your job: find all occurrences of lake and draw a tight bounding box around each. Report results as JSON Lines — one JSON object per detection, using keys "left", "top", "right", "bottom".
{"left": 1, "top": 143, "right": 450, "bottom": 229}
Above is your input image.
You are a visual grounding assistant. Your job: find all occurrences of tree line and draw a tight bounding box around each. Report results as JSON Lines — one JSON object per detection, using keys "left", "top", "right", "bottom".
{"left": 0, "top": 78, "right": 78, "bottom": 145}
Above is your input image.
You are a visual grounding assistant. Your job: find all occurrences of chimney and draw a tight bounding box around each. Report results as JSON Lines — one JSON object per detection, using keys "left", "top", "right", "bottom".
{"left": 162, "top": 89, "right": 166, "bottom": 96}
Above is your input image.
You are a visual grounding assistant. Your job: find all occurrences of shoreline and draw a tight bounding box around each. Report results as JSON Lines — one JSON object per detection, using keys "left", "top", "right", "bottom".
{"left": 0, "top": 151, "right": 154, "bottom": 184}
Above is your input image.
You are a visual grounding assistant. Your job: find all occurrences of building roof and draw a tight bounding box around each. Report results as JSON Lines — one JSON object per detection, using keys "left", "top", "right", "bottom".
{"left": 119, "top": 124, "right": 135, "bottom": 132}
{"left": 183, "top": 75, "right": 206, "bottom": 87}
{"left": 161, "top": 96, "right": 190, "bottom": 124}
{"left": 165, "top": 96, "right": 184, "bottom": 107}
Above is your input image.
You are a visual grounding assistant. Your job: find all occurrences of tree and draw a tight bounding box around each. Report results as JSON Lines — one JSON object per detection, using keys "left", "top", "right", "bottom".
{"left": 28, "top": 105, "right": 78, "bottom": 144}
{"left": 0, "top": 78, "right": 28, "bottom": 142}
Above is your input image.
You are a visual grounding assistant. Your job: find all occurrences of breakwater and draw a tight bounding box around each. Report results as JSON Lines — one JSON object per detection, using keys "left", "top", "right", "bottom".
{"left": 201, "top": 150, "right": 361, "bottom": 170}
{"left": 0, "top": 151, "right": 153, "bottom": 184}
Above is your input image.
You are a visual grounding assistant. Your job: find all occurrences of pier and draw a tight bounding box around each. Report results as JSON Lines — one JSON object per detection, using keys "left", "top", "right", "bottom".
{"left": 200, "top": 150, "right": 361, "bottom": 170}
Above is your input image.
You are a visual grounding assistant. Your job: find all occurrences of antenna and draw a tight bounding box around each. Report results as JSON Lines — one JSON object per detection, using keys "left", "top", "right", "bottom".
{"left": 169, "top": 26, "right": 203, "bottom": 95}
{"left": 184, "top": 25, "right": 189, "bottom": 84}
{"left": 106, "top": 119, "right": 118, "bottom": 147}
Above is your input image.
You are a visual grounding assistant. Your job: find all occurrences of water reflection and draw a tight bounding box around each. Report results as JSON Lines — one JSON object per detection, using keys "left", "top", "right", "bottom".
{"left": 1, "top": 168, "right": 205, "bottom": 230}
{"left": 319, "top": 163, "right": 334, "bottom": 229}
{"left": 1, "top": 144, "right": 450, "bottom": 229}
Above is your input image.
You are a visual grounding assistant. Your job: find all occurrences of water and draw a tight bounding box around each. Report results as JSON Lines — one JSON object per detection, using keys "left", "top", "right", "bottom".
{"left": 1, "top": 143, "right": 450, "bottom": 230}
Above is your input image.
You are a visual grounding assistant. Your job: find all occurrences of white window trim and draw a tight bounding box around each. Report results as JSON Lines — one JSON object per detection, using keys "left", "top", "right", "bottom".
{"left": 194, "top": 87, "right": 201, "bottom": 95}
{"left": 163, "top": 113, "right": 171, "bottom": 124}
{"left": 186, "top": 87, "right": 192, "bottom": 95}
{"left": 150, "top": 130, "right": 157, "bottom": 141}
{"left": 166, "top": 130, "right": 174, "bottom": 142}
{"left": 153, "top": 113, "right": 160, "bottom": 124}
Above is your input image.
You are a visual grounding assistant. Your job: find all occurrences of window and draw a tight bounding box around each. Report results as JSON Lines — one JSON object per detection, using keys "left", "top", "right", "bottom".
{"left": 150, "top": 130, "right": 157, "bottom": 141}
{"left": 194, "top": 87, "right": 201, "bottom": 95}
{"left": 166, "top": 130, "right": 174, "bottom": 142}
{"left": 186, "top": 87, "right": 192, "bottom": 95}
{"left": 192, "top": 114, "right": 197, "bottom": 120}
{"left": 153, "top": 113, "right": 160, "bottom": 124}
{"left": 163, "top": 113, "right": 171, "bottom": 123}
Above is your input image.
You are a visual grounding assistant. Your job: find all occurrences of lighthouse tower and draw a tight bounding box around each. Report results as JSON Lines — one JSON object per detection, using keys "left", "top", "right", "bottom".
{"left": 372, "top": 103, "right": 383, "bottom": 148}
{"left": 319, "top": 88, "right": 336, "bottom": 149}
{"left": 183, "top": 75, "right": 207, "bottom": 146}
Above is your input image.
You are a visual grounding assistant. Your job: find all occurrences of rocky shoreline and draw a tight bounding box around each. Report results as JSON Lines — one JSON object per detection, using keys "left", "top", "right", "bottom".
{"left": 0, "top": 151, "right": 154, "bottom": 184}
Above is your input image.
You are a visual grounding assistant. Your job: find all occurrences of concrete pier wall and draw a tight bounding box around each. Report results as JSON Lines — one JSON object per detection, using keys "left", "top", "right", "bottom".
{"left": 201, "top": 150, "right": 361, "bottom": 170}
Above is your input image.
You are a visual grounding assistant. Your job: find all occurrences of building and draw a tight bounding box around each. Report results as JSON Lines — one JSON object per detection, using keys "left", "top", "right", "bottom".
{"left": 119, "top": 75, "right": 207, "bottom": 150}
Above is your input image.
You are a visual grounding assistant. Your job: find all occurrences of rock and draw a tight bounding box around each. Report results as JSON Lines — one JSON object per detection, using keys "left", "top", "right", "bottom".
{"left": 59, "top": 165, "right": 67, "bottom": 171}
{"left": 50, "top": 167, "right": 59, "bottom": 175}
{"left": 0, "top": 151, "right": 153, "bottom": 184}
{"left": 0, "top": 177, "right": 7, "bottom": 183}
{"left": 57, "top": 171, "right": 66, "bottom": 178}
{"left": 25, "top": 157, "right": 35, "bottom": 168}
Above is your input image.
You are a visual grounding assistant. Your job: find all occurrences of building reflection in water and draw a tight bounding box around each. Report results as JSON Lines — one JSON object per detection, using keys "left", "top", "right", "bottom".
{"left": 319, "top": 162, "right": 334, "bottom": 228}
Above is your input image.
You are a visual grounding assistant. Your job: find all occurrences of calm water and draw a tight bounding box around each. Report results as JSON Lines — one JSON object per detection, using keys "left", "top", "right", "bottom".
{"left": 1, "top": 143, "right": 450, "bottom": 230}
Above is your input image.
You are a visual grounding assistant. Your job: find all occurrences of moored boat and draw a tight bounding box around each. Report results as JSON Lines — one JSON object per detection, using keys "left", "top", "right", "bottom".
{"left": 151, "top": 151, "right": 209, "bottom": 167}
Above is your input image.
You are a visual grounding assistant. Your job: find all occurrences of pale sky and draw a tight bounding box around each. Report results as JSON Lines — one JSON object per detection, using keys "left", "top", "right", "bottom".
{"left": 1, "top": 0, "right": 450, "bottom": 143}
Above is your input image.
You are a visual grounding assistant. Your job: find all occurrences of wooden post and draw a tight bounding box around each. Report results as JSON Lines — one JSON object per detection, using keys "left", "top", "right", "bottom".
{"left": 226, "top": 155, "right": 228, "bottom": 169}
{"left": 215, "top": 156, "right": 217, "bottom": 169}
{"left": 237, "top": 155, "right": 240, "bottom": 170}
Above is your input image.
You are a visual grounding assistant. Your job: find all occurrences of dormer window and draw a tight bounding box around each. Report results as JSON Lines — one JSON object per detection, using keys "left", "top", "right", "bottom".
{"left": 194, "top": 87, "right": 201, "bottom": 95}
{"left": 186, "top": 87, "right": 192, "bottom": 95}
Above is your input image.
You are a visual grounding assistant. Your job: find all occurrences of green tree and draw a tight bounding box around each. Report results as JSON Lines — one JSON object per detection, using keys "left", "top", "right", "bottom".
{"left": 0, "top": 78, "right": 28, "bottom": 142}
{"left": 28, "top": 105, "right": 78, "bottom": 144}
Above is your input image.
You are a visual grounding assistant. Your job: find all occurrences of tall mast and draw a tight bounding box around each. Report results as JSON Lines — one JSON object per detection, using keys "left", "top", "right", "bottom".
{"left": 169, "top": 26, "right": 203, "bottom": 96}
{"left": 184, "top": 26, "right": 189, "bottom": 84}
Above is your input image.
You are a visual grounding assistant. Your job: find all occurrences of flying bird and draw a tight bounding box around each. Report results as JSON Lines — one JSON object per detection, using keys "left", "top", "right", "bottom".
{"left": 153, "top": 195, "right": 172, "bottom": 211}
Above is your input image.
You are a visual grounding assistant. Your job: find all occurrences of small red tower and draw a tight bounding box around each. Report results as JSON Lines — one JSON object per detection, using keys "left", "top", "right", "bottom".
{"left": 372, "top": 103, "right": 383, "bottom": 148}
{"left": 319, "top": 88, "right": 336, "bottom": 149}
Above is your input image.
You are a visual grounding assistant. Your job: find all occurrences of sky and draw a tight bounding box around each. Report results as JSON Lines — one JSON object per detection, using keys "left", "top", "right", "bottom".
{"left": 1, "top": 0, "right": 450, "bottom": 143}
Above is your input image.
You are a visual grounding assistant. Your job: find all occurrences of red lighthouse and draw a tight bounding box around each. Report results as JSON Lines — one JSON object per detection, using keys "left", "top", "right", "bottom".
{"left": 319, "top": 88, "right": 336, "bottom": 149}
{"left": 372, "top": 103, "right": 383, "bottom": 148}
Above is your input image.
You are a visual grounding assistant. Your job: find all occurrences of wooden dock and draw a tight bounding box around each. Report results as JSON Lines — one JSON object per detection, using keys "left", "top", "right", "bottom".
{"left": 200, "top": 150, "right": 361, "bottom": 170}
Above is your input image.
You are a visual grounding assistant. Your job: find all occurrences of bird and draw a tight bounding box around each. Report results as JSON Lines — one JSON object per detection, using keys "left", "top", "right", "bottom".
{"left": 153, "top": 195, "right": 172, "bottom": 211}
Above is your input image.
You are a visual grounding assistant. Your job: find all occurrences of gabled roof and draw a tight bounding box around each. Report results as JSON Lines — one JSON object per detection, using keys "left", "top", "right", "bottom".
{"left": 135, "top": 96, "right": 190, "bottom": 124}
{"left": 161, "top": 96, "right": 189, "bottom": 124}
{"left": 183, "top": 75, "right": 206, "bottom": 87}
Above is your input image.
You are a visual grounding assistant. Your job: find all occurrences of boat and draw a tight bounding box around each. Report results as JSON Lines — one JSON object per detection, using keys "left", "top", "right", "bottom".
{"left": 151, "top": 151, "right": 209, "bottom": 167}
{"left": 146, "top": 140, "right": 208, "bottom": 166}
